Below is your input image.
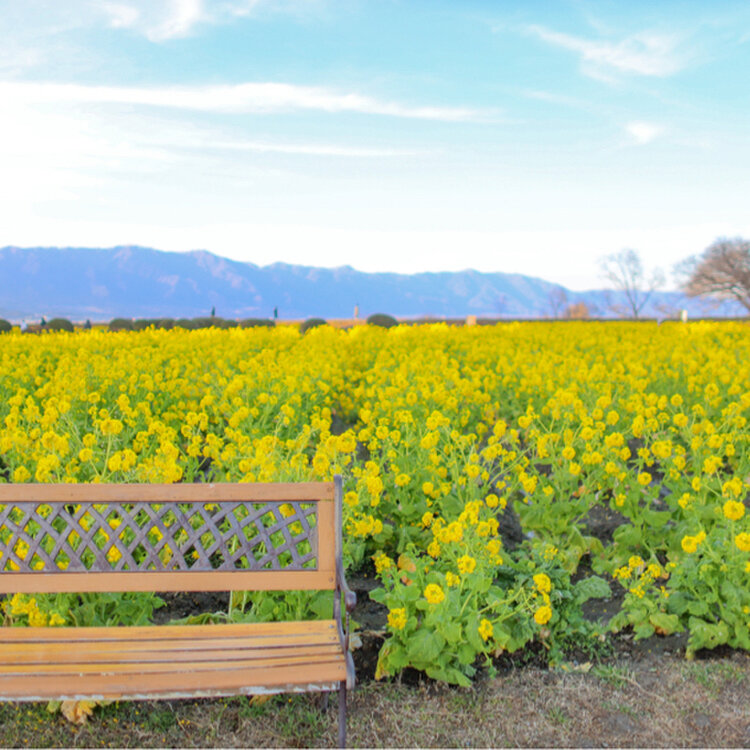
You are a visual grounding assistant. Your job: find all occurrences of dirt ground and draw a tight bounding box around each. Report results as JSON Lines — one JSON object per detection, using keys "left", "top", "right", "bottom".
{"left": 1, "top": 648, "right": 748, "bottom": 748}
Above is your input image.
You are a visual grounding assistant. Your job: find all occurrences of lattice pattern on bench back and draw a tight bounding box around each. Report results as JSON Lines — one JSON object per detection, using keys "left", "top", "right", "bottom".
{"left": 0, "top": 500, "right": 319, "bottom": 574}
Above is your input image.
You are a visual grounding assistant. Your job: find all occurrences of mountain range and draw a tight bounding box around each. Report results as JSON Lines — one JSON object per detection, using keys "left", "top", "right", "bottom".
{"left": 0, "top": 245, "right": 743, "bottom": 322}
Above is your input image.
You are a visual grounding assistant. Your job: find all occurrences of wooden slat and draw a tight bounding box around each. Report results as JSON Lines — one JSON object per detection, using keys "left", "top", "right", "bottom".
{"left": 0, "top": 620, "right": 337, "bottom": 641}
{"left": 0, "top": 636, "right": 341, "bottom": 665}
{"left": 0, "top": 661, "right": 347, "bottom": 699}
{"left": 0, "top": 483, "right": 334, "bottom": 503}
{"left": 0, "top": 635, "right": 340, "bottom": 662}
{"left": 0, "top": 648, "right": 345, "bottom": 672}
{"left": 0, "top": 569, "right": 335, "bottom": 593}
{"left": 316, "top": 498, "right": 337, "bottom": 573}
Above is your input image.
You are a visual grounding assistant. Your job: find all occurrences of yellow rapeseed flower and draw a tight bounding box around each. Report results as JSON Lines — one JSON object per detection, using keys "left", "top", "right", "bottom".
{"left": 478, "top": 618, "right": 493, "bottom": 641}
{"left": 387, "top": 608, "right": 407, "bottom": 630}
{"left": 457, "top": 554, "right": 476, "bottom": 575}
{"left": 734, "top": 532, "right": 750, "bottom": 553}
{"left": 423, "top": 583, "right": 445, "bottom": 604}
{"left": 723, "top": 500, "right": 745, "bottom": 521}
{"left": 534, "top": 605, "right": 552, "bottom": 625}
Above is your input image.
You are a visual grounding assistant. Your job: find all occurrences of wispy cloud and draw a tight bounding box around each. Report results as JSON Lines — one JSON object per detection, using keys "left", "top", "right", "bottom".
{"left": 625, "top": 121, "right": 665, "bottom": 145}
{"left": 99, "top": 0, "right": 309, "bottom": 42}
{"left": 527, "top": 25, "right": 689, "bottom": 79}
{"left": 209, "top": 140, "right": 427, "bottom": 157}
{"left": 0, "top": 80, "right": 484, "bottom": 121}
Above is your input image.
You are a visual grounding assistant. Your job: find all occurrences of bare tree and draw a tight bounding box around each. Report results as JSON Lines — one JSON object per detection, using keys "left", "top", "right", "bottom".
{"left": 563, "top": 301, "right": 590, "bottom": 319}
{"left": 678, "top": 237, "right": 750, "bottom": 313}
{"left": 599, "top": 249, "right": 664, "bottom": 319}
{"left": 546, "top": 287, "right": 568, "bottom": 318}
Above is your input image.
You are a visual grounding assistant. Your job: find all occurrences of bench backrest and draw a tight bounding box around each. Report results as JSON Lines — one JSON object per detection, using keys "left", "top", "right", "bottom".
{"left": 0, "top": 480, "right": 341, "bottom": 594}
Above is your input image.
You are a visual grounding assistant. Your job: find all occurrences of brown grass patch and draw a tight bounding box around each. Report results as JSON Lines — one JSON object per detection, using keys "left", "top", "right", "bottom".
{"left": 1, "top": 653, "right": 749, "bottom": 747}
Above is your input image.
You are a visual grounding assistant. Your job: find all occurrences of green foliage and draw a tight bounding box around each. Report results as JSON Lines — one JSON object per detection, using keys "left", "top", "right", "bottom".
{"left": 109, "top": 318, "right": 133, "bottom": 331}
{"left": 0, "top": 319, "right": 12, "bottom": 333}
{"left": 609, "top": 516, "right": 750, "bottom": 657}
{"left": 3, "top": 591, "right": 163, "bottom": 628}
{"left": 239, "top": 318, "right": 275, "bottom": 328}
{"left": 367, "top": 313, "right": 398, "bottom": 328}
{"left": 300, "top": 318, "right": 327, "bottom": 334}
{"left": 133, "top": 318, "right": 160, "bottom": 331}
{"left": 370, "top": 538, "right": 609, "bottom": 685}
{"left": 170, "top": 590, "right": 332, "bottom": 626}
{"left": 47, "top": 318, "right": 74, "bottom": 332}
{"left": 175, "top": 318, "right": 196, "bottom": 329}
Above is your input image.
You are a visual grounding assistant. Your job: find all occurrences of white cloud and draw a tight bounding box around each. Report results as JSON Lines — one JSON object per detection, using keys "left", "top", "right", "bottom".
{"left": 98, "top": 0, "right": 312, "bottom": 41}
{"left": 209, "top": 140, "right": 427, "bottom": 157}
{"left": 625, "top": 121, "right": 664, "bottom": 145}
{"left": 101, "top": 3, "right": 141, "bottom": 29}
{"left": 0, "top": 80, "right": 483, "bottom": 121}
{"left": 0, "top": 87, "right": 430, "bottom": 209}
{"left": 100, "top": 0, "right": 206, "bottom": 40}
{"left": 528, "top": 25, "right": 688, "bottom": 78}
{"left": 151, "top": 0, "right": 205, "bottom": 41}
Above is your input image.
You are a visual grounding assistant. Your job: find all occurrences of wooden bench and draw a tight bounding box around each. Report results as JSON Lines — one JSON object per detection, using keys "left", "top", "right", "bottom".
{"left": 0, "top": 476, "right": 356, "bottom": 747}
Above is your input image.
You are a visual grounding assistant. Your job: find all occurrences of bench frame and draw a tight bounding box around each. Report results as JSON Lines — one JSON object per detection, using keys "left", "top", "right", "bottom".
{"left": 0, "top": 475, "right": 356, "bottom": 747}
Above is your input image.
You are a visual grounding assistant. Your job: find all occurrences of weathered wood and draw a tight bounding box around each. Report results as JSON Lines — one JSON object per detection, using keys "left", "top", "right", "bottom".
{"left": 0, "top": 661, "right": 348, "bottom": 699}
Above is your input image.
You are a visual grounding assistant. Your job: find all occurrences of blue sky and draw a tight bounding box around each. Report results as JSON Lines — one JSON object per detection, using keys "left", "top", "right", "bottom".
{"left": 2, "top": 0, "right": 749, "bottom": 290}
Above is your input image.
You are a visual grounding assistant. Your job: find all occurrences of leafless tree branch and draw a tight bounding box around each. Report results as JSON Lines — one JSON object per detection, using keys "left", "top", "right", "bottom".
{"left": 599, "top": 249, "right": 664, "bottom": 319}
{"left": 681, "top": 238, "right": 750, "bottom": 312}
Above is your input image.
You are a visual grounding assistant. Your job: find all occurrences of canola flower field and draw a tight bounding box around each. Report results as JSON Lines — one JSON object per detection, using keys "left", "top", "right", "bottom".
{"left": 0, "top": 321, "right": 749, "bottom": 686}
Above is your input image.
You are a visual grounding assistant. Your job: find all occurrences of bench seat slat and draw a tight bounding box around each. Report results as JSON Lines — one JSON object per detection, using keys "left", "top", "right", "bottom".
{"left": 1, "top": 637, "right": 342, "bottom": 666}
{"left": 0, "top": 620, "right": 336, "bottom": 641}
{"left": 0, "top": 641, "right": 343, "bottom": 665}
{"left": 0, "top": 650, "right": 345, "bottom": 674}
{"left": 0, "top": 661, "right": 347, "bottom": 700}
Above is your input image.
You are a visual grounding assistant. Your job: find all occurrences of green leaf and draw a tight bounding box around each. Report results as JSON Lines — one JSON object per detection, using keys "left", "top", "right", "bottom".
{"left": 633, "top": 622, "right": 655, "bottom": 640}
{"left": 687, "top": 600, "right": 708, "bottom": 616}
{"left": 390, "top": 644, "right": 410, "bottom": 670}
{"left": 641, "top": 509, "right": 671, "bottom": 529}
{"left": 584, "top": 535, "right": 605, "bottom": 558}
{"left": 441, "top": 621, "right": 462, "bottom": 644}
{"left": 425, "top": 665, "right": 472, "bottom": 687}
{"left": 687, "top": 617, "right": 729, "bottom": 655}
{"left": 465, "top": 622, "right": 484, "bottom": 653}
{"left": 367, "top": 587, "right": 387, "bottom": 604}
{"left": 666, "top": 592, "right": 688, "bottom": 615}
{"left": 573, "top": 575, "right": 611, "bottom": 604}
{"left": 406, "top": 628, "right": 443, "bottom": 666}
{"left": 613, "top": 524, "right": 642, "bottom": 548}
{"left": 457, "top": 643, "right": 476, "bottom": 665}
{"left": 649, "top": 611, "right": 681, "bottom": 635}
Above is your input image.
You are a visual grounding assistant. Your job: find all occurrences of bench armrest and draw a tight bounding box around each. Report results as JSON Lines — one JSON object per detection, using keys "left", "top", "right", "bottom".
{"left": 336, "top": 557, "right": 357, "bottom": 613}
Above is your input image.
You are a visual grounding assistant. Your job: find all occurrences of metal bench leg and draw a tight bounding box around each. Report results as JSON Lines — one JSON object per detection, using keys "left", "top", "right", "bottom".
{"left": 338, "top": 682, "right": 347, "bottom": 748}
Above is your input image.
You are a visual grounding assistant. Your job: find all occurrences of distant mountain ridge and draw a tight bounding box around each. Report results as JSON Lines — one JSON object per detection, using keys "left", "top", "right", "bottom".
{"left": 0, "top": 245, "right": 743, "bottom": 322}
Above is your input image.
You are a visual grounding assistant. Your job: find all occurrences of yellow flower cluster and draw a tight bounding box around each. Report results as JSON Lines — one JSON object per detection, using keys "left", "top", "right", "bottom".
{"left": 3, "top": 593, "right": 65, "bottom": 627}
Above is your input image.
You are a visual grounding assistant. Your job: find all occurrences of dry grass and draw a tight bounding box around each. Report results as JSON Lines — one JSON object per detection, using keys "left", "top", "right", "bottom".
{"left": 1, "top": 653, "right": 749, "bottom": 747}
